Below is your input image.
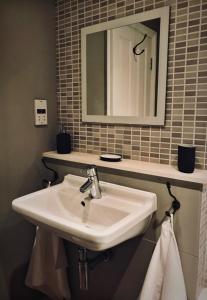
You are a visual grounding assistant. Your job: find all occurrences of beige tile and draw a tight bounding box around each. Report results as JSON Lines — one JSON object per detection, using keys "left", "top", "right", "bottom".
{"left": 180, "top": 252, "right": 198, "bottom": 300}
{"left": 56, "top": 0, "right": 207, "bottom": 169}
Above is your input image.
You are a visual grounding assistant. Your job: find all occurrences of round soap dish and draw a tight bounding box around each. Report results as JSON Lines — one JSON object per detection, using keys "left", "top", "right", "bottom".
{"left": 100, "top": 154, "right": 122, "bottom": 162}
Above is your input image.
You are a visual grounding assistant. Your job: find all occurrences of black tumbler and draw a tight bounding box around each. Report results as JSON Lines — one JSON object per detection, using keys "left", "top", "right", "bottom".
{"left": 56, "top": 132, "right": 71, "bottom": 154}
{"left": 178, "top": 144, "right": 196, "bottom": 173}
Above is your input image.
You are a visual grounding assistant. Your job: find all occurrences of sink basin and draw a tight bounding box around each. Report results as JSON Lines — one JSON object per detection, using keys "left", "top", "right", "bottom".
{"left": 12, "top": 174, "right": 157, "bottom": 251}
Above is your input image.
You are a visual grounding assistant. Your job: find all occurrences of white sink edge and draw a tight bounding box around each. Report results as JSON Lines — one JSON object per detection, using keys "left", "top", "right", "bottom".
{"left": 12, "top": 199, "right": 156, "bottom": 242}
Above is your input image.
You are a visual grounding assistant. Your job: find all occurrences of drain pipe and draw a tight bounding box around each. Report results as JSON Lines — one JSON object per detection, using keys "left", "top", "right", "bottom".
{"left": 78, "top": 247, "right": 113, "bottom": 290}
{"left": 78, "top": 248, "right": 88, "bottom": 290}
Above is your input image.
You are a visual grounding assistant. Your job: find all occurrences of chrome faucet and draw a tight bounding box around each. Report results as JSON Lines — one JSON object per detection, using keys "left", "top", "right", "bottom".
{"left": 80, "top": 165, "right": 101, "bottom": 199}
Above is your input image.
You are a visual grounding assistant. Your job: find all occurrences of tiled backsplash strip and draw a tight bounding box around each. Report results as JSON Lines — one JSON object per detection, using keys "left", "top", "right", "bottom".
{"left": 56, "top": 0, "right": 207, "bottom": 169}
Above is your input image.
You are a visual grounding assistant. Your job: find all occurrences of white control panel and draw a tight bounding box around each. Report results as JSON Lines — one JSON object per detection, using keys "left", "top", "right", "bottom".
{"left": 34, "top": 99, "right": 48, "bottom": 126}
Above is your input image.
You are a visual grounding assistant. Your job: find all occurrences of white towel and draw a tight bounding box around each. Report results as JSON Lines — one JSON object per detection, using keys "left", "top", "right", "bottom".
{"left": 25, "top": 227, "right": 71, "bottom": 300}
{"left": 139, "top": 215, "right": 187, "bottom": 300}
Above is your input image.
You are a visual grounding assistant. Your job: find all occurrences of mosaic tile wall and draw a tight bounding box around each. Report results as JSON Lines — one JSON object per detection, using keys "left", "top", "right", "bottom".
{"left": 197, "top": 185, "right": 207, "bottom": 295}
{"left": 56, "top": 0, "right": 207, "bottom": 169}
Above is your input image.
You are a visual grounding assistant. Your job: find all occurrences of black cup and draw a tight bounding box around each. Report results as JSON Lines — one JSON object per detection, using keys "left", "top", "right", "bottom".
{"left": 178, "top": 144, "right": 196, "bottom": 173}
{"left": 56, "top": 132, "right": 71, "bottom": 154}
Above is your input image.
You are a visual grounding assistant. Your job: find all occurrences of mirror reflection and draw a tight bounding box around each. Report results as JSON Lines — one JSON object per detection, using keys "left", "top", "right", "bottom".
{"left": 87, "top": 18, "right": 160, "bottom": 118}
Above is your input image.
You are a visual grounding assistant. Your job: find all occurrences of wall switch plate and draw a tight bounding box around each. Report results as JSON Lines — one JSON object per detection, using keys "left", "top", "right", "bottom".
{"left": 34, "top": 99, "right": 48, "bottom": 126}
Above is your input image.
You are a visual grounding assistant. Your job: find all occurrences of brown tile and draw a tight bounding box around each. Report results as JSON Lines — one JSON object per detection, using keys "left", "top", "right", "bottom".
{"left": 177, "top": 2, "right": 188, "bottom": 9}
{"left": 56, "top": 0, "right": 207, "bottom": 169}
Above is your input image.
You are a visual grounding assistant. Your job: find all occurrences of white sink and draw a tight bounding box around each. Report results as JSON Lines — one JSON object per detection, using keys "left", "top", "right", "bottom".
{"left": 12, "top": 174, "right": 157, "bottom": 251}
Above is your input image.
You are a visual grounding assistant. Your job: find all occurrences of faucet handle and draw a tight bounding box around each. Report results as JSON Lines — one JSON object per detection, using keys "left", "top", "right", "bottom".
{"left": 87, "top": 165, "right": 99, "bottom": 179}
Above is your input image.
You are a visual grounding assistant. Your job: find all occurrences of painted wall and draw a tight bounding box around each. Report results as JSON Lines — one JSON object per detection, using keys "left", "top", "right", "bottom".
{"left": 0, "top": 0, "right": 57, "bottom": 299}
{"left": 48, "top": 161, "right": 201, "bottom": 300}
{"left": 56, "top": 0, "right": 207, "bottom": 169}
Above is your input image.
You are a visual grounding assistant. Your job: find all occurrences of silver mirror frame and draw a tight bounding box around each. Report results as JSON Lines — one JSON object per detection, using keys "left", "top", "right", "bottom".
{"left": 81, "top": 6, "right": 169, "bottom": 126}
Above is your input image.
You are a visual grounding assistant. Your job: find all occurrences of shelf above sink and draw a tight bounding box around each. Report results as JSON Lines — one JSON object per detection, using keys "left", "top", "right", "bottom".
{"left": 12, "top": 174, "right": 157, "bottom": 251}
{"left": 43, "top": 151, "right": 207, "bottom": 191}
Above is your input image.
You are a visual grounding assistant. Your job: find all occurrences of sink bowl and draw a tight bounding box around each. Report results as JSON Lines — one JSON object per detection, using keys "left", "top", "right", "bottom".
{"left": 12, "top": 174, "right": 157, "bottom": 251}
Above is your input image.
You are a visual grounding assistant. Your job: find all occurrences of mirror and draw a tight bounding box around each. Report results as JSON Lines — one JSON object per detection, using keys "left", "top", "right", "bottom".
{"left": 81, "top": 6, "right": 169, "bottom": 125}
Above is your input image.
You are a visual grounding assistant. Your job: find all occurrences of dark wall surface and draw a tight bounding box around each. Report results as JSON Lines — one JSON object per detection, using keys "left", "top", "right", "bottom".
{"left": 0, "top": 0, "right": 57, "bottom": 299}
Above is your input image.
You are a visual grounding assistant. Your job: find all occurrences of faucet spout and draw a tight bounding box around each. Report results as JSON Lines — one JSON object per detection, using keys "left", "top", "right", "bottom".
{"left": 80, "top": 165, "right": 101, "bottom": 199}
{"left": 80, "top": 178, "right": 93, "bottom": 193}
